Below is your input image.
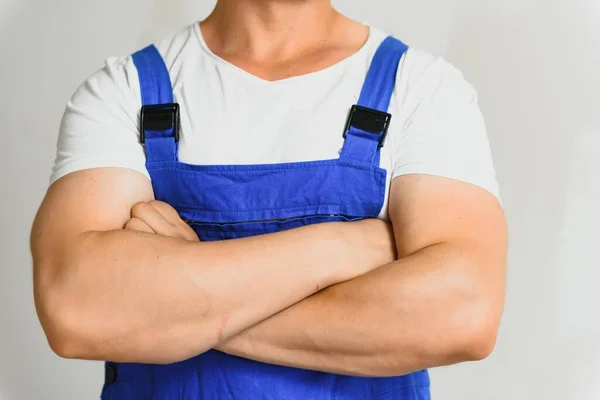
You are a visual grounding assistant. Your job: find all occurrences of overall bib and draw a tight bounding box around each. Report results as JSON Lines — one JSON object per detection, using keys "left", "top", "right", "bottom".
{"left": 101, "top": 36, "right": 431, "bottom": 400}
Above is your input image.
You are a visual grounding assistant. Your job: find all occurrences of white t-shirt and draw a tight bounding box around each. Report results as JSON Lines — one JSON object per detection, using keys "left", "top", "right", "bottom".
{"left": 51, "top": 22, "right": 500, "bottom": 221}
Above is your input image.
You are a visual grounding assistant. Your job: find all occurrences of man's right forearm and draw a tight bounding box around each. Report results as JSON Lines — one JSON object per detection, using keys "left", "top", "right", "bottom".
{"left": 33, "top": 221, "right": 376, "bottom": 364}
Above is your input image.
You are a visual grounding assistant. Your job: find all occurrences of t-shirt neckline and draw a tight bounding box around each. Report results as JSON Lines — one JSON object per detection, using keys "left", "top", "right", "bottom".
{"left": 193, "top": 21, "right": 375, "bottom": 86}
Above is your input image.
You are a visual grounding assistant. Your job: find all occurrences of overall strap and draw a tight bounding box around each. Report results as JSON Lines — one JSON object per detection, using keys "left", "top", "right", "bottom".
{"left": 132, "top": 45, "right": 179, "bottom": 163}
{"left": 340, "top": 36, "right": 409, "bottom": 165}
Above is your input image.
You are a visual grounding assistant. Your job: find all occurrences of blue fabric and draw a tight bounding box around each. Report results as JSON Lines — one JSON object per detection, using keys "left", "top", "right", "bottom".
{"left": 132, "top": 45, "right": 174, "bottom": 105}
{"left": 132, "top": 45, "right": 178, "bottom": 162}
{"left": 102, "top": 37, "right": 430, "bottom": 400}
{"left": 356, "top": 37, "right": 407, "bottom": 112}
{"left": 340, "top": 36, "right": 408, "bottom": 165}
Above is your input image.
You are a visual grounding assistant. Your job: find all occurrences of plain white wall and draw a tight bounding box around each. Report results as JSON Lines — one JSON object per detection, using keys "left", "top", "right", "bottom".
{"left": 1, "top": 0, "right": 599, "bottom": 399}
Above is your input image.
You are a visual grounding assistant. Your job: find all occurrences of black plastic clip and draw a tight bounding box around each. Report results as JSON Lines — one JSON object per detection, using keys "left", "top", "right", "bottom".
{"left": 140, "top": 103, "right": 180, "bottom": 144}
{"left": 343, "top": 105, "right": 392, "bottom": 148}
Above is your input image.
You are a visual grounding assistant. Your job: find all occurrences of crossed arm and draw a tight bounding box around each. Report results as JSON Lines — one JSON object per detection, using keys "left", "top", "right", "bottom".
{"left": 31, "top": 167, "right": 507, "bottom": 376}
{"left": 216, "top": 174, "right": 507, "bottom": 376}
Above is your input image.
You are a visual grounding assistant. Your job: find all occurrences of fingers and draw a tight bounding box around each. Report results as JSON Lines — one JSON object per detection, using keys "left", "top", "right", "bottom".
{"left": 130, "top": 201, "right": 199, "bottom": 242}
{"left": 148, "top": 200, "right": 182, "bottom": 222}
{"left": 131, "top": 201, "right": 174, "bottom": 234}
{"left": 147, "top": 201, "right": 200, "bottom": 242}
{"left": 124, "top": 217, "right": 155, "bottom": 233}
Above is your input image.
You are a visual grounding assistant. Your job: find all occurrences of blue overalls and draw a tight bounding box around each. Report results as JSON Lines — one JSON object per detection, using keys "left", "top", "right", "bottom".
{"left": 101, "top": 35, "right": 431, "bottom": 400}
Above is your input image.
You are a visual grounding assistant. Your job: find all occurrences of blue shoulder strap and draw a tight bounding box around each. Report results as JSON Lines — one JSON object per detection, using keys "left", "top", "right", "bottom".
{"left": 340, "top": 36, "right": 409, "bottom": 165}
{"left": 132, "top": 45, "right": 178, "bottom": 163}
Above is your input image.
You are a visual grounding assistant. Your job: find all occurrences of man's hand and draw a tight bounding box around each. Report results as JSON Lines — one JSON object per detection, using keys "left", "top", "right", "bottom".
{"left": 124, "top": 200, "right": 199, "bottom": 242}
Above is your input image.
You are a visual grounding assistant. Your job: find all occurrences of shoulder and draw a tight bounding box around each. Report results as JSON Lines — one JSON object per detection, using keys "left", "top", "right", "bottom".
{"left": 397, "top": 46, "right": 477, "bottom": 112}
{"left": 152, "top": 22, "right": 201, "bottom": 71}
{"left": 369, "top": 33, "right": 501, "bottom": 201}
{"left": 64, "top": 22, "right": 201, "bottom": 121}
{"left": 74, "top": 22, "right": 198, "bottom": 104}
{"left": 50, "top": 24, "right": 197, "bottom": 185}
{"left": 365, "top": 27, "right": 476, "bottom": 108}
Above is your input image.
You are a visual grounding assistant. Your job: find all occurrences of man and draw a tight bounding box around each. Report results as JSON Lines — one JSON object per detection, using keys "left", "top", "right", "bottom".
{"left": 30, "top": 0, "right": 507, "bottom": 399}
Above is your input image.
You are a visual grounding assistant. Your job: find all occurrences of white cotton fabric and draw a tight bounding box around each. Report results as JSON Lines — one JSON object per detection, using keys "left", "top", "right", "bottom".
{"left": 51, "top": 22, "right": 500, "bottom": 220}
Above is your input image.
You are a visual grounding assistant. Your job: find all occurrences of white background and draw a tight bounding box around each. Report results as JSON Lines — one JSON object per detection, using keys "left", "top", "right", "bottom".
{"left": 1, "top": 0, "right": 599, "bottom": 399}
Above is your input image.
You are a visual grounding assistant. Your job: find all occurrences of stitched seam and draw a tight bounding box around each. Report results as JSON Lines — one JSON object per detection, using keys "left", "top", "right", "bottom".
{"left": 357, "top": 384, "right": 430, "bottom": 400}
{"left": 145, "top": 160, "right": 381, "bottom": 173}
{"left": 147, "top": 163, "right": 366, "bottom": 173}
{"left": 146, "top": 163, "right": 380, "bottom": 173}
{"left": 174, "top": 203, "right": 376, "bottom": 214}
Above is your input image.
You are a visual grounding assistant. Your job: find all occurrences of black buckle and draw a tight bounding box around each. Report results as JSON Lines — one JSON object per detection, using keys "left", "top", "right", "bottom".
{"left": 140, "top": 103, "right": 180, "bottom": 144}
{"left": 343, "top": 105, "right": 392, "bottom": 148}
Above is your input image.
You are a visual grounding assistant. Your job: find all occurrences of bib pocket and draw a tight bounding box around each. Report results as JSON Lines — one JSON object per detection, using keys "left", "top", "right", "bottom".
{"left": 184, "top": 214, "right": 366, "bottom": 241}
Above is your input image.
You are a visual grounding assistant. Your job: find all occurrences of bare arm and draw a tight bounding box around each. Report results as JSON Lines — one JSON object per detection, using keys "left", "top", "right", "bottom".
{"left": 214, "top": 174, "right": 508, "bottom": 376}
{"left": 31, "top": 168, "right": 394, "bottom": 364}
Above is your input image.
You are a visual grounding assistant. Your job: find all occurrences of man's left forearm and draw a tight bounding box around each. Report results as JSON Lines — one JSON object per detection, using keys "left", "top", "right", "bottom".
{"left": 217, "top": 241, "right": 505, "bottom": 377}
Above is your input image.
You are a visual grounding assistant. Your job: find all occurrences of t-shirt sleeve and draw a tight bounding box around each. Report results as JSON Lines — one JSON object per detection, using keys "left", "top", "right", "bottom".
{"left": 49, "top": 55, "right": 149, "bottom": 185}
{"left": 391, "top": 49, "right": 501, "bottom": 201}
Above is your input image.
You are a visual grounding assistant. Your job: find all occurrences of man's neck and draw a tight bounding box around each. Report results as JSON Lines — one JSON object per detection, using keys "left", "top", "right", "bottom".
{"left": 202, "top": 0, "right": 340, "bottom": 62}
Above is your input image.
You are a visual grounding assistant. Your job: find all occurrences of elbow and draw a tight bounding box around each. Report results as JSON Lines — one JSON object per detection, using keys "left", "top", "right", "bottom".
{"left": 457, "top": 300, "right": 501, "bottom": 362}
{"left": 33, "top": 236, "right": 120, "bottom": 361}
{"left": 450, "top": 259, "right": 504, "bottom": 362}
{"left": 39, "top": 304, "right": 89, "bottom": 360}
{"left": 46, "top": 328, "right": 84, "bottom": 360}
{"left": 35, "top": 267, "right": 96, "bottom": 360}
{"left": 36, "top": 281, "right": 217, "bottom": 364}
{"left": 462, "top": 320, "right": 499, "bottom": 361}
{"left": 417, "top": 275, "right": 503, "bottom": 366}
{"left": 36, "top": 288, "right": 91, "bottom": 360}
